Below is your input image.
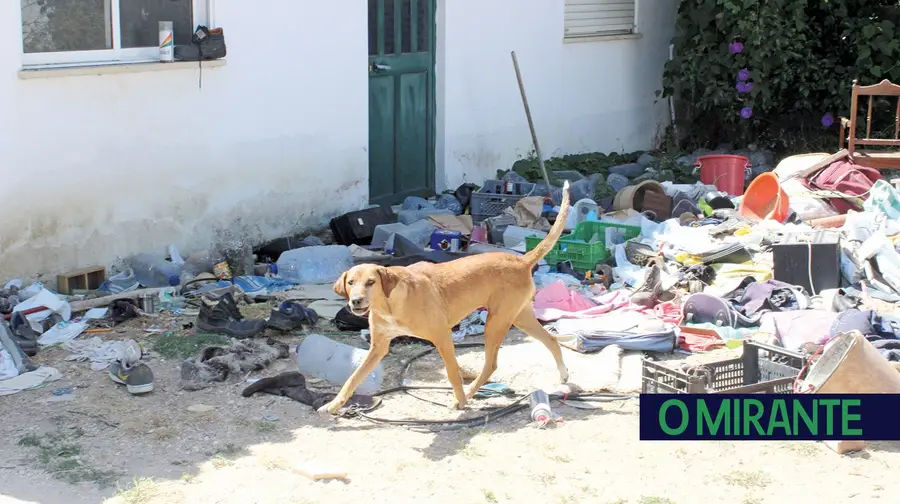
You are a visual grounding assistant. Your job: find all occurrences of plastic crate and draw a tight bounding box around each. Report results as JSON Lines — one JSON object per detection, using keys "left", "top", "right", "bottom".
{"left": 641, "top": 340, "right": 808, "bottom": 394}
{"left": 470, "top": 180, "right": 536, "bottom": 223}
{"left": 525, "top": 220, "right": 641, "bottom": 270}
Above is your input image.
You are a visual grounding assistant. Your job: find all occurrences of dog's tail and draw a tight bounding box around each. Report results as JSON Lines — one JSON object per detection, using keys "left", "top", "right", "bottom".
{"left": 522, "top": 179, "right": 571, "bottom": 267}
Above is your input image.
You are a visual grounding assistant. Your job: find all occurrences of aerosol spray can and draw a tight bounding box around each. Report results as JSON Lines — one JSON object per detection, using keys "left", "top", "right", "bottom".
{"left": 159, "top": 21, "right": 174, "bottom": 62}
{"left": 529, "top": 390, "right": 552, "bottom": 426}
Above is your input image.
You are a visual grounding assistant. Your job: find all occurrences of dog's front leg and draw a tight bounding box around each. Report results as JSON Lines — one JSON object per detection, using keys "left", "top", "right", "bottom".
{"left": 317, "top": 338, "right": 390, "bottom": 415}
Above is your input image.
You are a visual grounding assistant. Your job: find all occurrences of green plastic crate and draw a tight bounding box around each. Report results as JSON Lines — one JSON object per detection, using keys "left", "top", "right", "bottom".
{"left": 525, "top": 220, "right": 641, "bottom": 270}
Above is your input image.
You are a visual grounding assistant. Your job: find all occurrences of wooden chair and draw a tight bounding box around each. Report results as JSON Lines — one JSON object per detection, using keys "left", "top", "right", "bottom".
{"left": 839, "top": 79, "right": 900, "bottom": 169}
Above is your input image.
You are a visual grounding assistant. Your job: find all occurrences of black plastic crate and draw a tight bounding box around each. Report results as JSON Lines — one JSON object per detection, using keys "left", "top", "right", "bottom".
{"left": 641, "top": 340, "right": 808, "bottom": 394}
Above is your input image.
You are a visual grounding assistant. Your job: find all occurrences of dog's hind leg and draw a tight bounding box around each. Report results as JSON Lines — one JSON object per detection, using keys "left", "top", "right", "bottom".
{"left": 513, "top": 304, "right": 569, "bottom": 383}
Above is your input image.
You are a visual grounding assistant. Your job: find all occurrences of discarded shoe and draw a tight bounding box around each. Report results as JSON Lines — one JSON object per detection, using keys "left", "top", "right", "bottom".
{"left": 630, "top": 261, "right": 663, "bottom": 308}
{"left": 180, "top": 338, "right": 289, "bottom": 391}
{"left": 625, "top": 240, "right": 661, "bottom": 267}
{"left": 266, "top": 301, "right": 318, "bottom": 332}
{"left": 197, "top": 292, "right": 265, "bottom": 339}
{"left": 108, "top": 361, "right": 155, "bottom": 394}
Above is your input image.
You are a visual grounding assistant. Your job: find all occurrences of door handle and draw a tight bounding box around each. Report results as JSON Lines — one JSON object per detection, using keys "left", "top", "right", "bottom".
{"left": 370, "top": 62, "right": 391, "bottom": 72}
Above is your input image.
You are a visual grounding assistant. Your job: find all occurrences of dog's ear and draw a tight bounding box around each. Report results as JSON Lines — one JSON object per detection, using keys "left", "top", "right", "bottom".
{"left": 333, "top": 271, "right": 348, "bottom": 298}
{"left": 378, "top": 267, "right": 398, "bottom": 298}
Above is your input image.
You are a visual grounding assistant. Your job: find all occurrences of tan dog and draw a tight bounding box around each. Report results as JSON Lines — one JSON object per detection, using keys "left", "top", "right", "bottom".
{"left": 317, "top": 181, "right": 572, "bottom": 415}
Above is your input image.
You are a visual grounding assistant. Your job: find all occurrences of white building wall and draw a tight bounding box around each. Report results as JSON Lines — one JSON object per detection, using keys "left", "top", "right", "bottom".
{"left": 0, "top": 1, "right": 369, "bottom": 281}
{"left": 0, "top": 0, "right": 675, "bottom": 282}
{"left": 436, "top": 0, "right": 677, "bottom": 189}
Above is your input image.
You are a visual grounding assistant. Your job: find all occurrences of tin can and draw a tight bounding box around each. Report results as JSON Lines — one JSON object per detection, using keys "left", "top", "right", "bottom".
{"left": 159, "top": 21, "right": 174, "bottom": 62}
{"left": 213, "top": 261, "right": 232, "bottom": 280}
{"left": 505, "top": 181, "right": 515, "bottom": 194}
{"left": 528, "top": 390, "right": 552, "bottom": 426}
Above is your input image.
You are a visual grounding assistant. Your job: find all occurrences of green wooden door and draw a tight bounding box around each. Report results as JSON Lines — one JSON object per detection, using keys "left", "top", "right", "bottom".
{"left": 368, "top": 0, "right": 435, "bottom": 206}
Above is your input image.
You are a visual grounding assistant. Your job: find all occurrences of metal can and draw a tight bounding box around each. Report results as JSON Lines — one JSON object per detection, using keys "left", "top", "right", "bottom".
{"left": 159, "top": 21, "right": 174, "bottom": 62}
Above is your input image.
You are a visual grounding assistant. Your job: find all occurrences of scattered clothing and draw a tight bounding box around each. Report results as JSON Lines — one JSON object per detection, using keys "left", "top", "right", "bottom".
{"left": 181, "top": 338, "right": 289, "bottom": 391}
{"left": 62, "top": 337, "right": 142, "bottom": 371}
{"left": 532, "top": 281, "right": 596, "bottom": 316}
{"left": 0, "top": 366, "right": 61, "bottom": 396}
{"left": 241, "top": 371, "right": 380, "bottom": 412}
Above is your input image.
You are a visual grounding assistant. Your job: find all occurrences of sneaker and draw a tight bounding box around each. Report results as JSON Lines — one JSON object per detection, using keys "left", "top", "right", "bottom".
{"left": 266, "top": 301, "right": 318, "bottom": 332}
{"left": 630, "top": 262, "right": 663, "bottom": 308}
{"left": 625, "top": 240, "right": 661, "bottom": 267}
{"left": 197, "top": 293, "right": 265, "bottom": 339}
{"left": 108, "top": 361, "right": 154, "bottom": 394}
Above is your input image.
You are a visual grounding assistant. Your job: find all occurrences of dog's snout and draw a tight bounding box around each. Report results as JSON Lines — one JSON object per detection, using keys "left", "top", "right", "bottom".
{"left": 350, "top": 297, "right": 365, "bottom": 307}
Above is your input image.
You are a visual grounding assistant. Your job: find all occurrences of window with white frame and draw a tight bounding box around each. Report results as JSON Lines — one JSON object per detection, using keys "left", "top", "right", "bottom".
{"left": 564, "top": 0, "right": 637, "bottom": 40}
{"left": 20, "top": 0, "right": 211, "bottom": 67}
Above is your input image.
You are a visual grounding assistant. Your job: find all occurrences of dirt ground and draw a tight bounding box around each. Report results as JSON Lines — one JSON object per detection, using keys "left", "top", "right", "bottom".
{"left": 1, "top": 301, "right": 898, "bottom": 504}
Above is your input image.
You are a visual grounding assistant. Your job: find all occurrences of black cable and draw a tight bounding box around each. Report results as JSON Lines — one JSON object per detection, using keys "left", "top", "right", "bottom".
{"left": 343, "top": 340, "right": 635, "bottom": 430}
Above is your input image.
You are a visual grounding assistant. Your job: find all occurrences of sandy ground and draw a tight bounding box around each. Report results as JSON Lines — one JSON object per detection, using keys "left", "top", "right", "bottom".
{"left": 1, "top": 301, "right": 899, "bottom": 504}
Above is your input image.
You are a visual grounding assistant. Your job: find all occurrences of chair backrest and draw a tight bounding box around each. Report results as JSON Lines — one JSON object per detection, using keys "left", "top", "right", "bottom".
{"left": 849, "top": 79, "right": 900, "bottom": 152}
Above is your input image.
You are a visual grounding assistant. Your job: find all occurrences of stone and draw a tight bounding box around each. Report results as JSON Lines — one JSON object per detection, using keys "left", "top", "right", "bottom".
{"left": 751, "top": 164, "right": 774, "bottom": 177}
{"left": 749, "top": 150, "right": 774, "bottom": 167}
{"left": 606, "top": 173, "right": 630, "bottom": 192}
{"left": 676, "top": 155, "right": 698, "bottom": 167}
{"left": 637, "top": 153, "right": 658, "bottom": 166}
{"left": 588, "top": 172, "right": 605, "bottom": 185}
{"left": 609, "top": 163, "right": 645, "bottom": 178}
{"left": 188, "top": 404, "right": 215, "bottom": 413}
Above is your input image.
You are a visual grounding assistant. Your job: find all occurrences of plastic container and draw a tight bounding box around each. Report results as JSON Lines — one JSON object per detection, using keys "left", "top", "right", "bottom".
{"left": 296, "top": 333, "right": 383, "bottom": 395}
{"left": 276, "top": 245, "right": 352, "bottom": 284}
{"left": 384, "top": 219, "right": 437, "bottom": 252}
{"left": 101, "top": 268, "right": 140, "bottom": 294}
{"left": 573, "top": 198, "right": 599, "bottom": 226}
{"left": 471, "top": 179, "right": 537, "bottom": 222}
{"left": 641, "top": 340, "right": 807, "bottom": 394}
{"left": 739, "top": 172, "right": 790, "bottom": 222}
{"left": 695, "top": 154, "right": 751, "bottom": 196}
{"left": 128, "top": 254, "right": 182, "bottom": 287}
{"left": 371, "top": 222, "right": 409, "bottom": 250}
{"left": 398, "top": 208, "right": 454, "bottom": 225}
{"left": 525, "top": 220, "right": 641, "bottom": 270}
{"left": 503, "top": 226, "right": 545, "bottom": 249}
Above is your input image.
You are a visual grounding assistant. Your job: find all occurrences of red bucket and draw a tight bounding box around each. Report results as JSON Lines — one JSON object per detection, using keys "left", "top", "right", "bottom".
{"left": 695, "top": 155, "right": 751, "bottom": 196}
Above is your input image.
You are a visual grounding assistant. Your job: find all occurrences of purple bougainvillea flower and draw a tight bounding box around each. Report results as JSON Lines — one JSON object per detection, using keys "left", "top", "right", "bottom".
{"left": 744, "top": 82, "right": 754, "bottom": 92}
{"left": 821, "top": 113, "right": 834, "bottom": 127}
{"left": 740, "top": 107, "right": 753, "bottom": 119}
{"left": 736, "top": 81, "right": 748, "bottom": 93}
{"left": 737, "top": 68, "right": 751, "bottom": 81}
{"left": 729, "top": 41, "right": 744, "bottom": 54}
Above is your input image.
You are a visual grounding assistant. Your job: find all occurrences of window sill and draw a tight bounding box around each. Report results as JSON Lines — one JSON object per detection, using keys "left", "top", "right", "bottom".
{"left": 563, "top": 33, "right": 642, "bottom": 44}
{"left": 18, "top": 59, "right": 226, "bottom": 80}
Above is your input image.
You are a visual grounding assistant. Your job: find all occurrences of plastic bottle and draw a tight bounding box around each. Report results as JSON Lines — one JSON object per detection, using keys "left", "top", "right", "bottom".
{"left": 276, "top": 245, "right": 352, "bottom": 284}
{"left": 127, "top": 254, "right": 182, "bottom": 287}
{"left": 529, "top": 390, "right": 552, "bottom": 425}
{"left": 295, "top": 333, "right": 383, "bottom": 395}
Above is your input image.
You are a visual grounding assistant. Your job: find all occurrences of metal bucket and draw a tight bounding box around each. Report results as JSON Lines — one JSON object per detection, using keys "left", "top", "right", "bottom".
{"left": 800, "top": 330, "right": 900, "bottom": 394}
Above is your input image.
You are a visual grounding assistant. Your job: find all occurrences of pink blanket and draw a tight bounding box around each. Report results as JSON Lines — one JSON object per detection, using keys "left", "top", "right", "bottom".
{"left": 533, "top": 283, "right": 682, "bottom": 324}
{"left": 532, "top": 281, "right": 595, "bottom": 315}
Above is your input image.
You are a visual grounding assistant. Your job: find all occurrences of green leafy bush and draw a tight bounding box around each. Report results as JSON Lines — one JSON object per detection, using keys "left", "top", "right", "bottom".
{"left": 661, "top": 0, "right": 900, "bottom": 153}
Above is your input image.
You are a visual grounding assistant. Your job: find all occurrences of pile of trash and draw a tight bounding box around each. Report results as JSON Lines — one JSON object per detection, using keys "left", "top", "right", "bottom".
{"left": 4, "top": 147, "right": 900, "bottom": 438}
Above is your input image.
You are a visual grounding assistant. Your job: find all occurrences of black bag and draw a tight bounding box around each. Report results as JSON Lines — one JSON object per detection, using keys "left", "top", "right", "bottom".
{"left": 329, "top": 206, "right": 395, "bottom": 246}
{"left": 174, "top": 26, "right": 226, "bottom": 61}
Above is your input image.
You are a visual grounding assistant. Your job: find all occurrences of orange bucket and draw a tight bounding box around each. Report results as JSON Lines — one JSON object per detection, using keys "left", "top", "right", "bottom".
{"left": 739, "top": 172, "right": 790, "bottom": 222}
{"left": 696, "top": 155, "right": 750, "bottom": 196}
